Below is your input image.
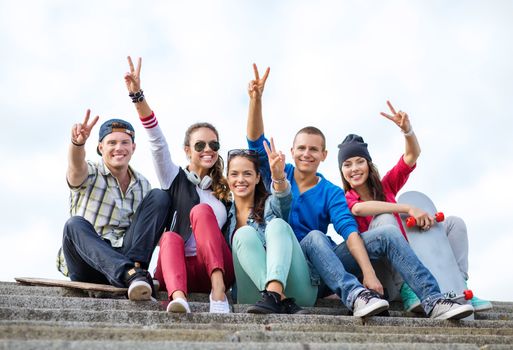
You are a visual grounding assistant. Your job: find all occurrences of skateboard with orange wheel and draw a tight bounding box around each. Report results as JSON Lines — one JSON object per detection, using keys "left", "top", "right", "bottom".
{"left": 397, "top": 191, "right": 474, "bottom": 319}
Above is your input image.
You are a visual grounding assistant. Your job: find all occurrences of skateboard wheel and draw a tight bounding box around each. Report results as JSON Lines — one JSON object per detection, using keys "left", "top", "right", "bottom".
{"left": 406, "top": 217, "right": 416, "bottom": 228}
{"left": 463, "top": 289, "right": 473, "bottom": 300}
{"left": 435, "top": 212, "right": 445, "bottom": 222}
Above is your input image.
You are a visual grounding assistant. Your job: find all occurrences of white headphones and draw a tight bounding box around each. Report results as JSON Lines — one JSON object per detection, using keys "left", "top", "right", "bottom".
{"left": 184, "top": 168, "right": 213, "bottom": 190}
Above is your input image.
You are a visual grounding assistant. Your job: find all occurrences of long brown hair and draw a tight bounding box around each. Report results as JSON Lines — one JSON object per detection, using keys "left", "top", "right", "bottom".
{"left": 227, "top": 153, "right": 269, "bottom": 224}
{"left": 184, "top": 122, "right": 230, "bottom": 201}
{"left": 340, "top": 160, "right": 386, "bottom": 201}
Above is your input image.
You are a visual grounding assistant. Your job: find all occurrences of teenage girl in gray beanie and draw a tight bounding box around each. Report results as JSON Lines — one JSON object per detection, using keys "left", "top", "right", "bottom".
{"left": 337, "top": 101, "right": 491, "bottom": 313}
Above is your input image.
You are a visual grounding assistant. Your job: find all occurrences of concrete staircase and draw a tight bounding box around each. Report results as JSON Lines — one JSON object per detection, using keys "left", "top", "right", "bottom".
{"left": 1, "top": 281, "right": 512, "bottom": 349}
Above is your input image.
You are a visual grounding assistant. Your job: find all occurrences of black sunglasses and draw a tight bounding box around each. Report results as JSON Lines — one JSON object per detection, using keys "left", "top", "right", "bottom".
{"left": 194, "top": 140, "right": 220, "bottom": 152}
{"left": 227, "top": 149, "right": 259, "bottom": 159}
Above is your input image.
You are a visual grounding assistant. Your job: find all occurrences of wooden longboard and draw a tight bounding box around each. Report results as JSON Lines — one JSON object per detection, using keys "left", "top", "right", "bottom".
{"left": 397, "top": 191, "right": 473, "bottom": 319}
{"left": 15, "top": 277, "right": 127, "bottom": 296}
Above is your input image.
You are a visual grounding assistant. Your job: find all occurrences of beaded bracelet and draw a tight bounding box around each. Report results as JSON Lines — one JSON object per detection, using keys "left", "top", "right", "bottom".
{"left": 129, "top": 89, "right": 144, "bottom": 103}
{"left": 271, "top": 177, "right": 286, "bottom": 185}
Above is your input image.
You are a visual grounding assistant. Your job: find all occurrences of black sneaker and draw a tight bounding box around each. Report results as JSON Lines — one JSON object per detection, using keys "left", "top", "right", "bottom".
{"left": 247, "top": 290, "right": 282, "bottom": 314}
{"left": 281, "top": 297, "right": 309, "bottom": 314}
{"left": 124, "top": 266, "right": 155, "bottom": 301}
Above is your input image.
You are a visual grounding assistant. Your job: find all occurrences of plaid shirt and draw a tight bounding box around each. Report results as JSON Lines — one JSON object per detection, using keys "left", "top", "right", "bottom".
{"left": 57, "top": 160, "right": 151, "bottom": 275}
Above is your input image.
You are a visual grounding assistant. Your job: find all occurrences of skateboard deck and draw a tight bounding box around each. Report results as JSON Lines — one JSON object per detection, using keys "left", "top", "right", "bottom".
{"left": 15, "top": 277, "right": 127, "bottom": 298}
{"left": 397, "top": 191, "right": 473, "bottom": 318}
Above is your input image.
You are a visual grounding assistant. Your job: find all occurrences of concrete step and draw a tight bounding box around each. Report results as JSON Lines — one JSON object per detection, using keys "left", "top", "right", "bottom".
{"left": 1, "top": 322, "right": 513, "bottom": 347}
{"left": 3, "top": 340, "right": 504, "bottom": 350}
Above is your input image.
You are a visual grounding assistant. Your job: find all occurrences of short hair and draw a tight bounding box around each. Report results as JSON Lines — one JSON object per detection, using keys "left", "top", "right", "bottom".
{"left": 293, "top": 126, "right": 326, "bottom": 150}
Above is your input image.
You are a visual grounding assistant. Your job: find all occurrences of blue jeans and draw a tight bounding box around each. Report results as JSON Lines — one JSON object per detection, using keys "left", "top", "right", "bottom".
{"left": 62, "top": 189, "right": 170, "bottom": 287}
{"left": 300, "top": 230, "right": 365, "bottom": 310}
{"left": 334, "top": 224, "right": 443, "bottom": 314}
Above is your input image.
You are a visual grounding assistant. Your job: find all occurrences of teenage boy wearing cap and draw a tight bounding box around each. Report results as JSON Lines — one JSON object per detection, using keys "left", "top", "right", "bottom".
{"left": 57, "top": 110, "right": 170, "bottom": 301}
{"left": 244, "top": 64, "right": 474, "bottom": 320}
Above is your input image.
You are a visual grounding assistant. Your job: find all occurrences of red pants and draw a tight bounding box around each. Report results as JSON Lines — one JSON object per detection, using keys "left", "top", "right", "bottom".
{"left": 154, "top": 203, "right": 234, "bottom": 299}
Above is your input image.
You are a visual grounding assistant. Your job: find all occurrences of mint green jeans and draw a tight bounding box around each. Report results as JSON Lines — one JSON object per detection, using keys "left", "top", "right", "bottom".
{"left": 231, "top": 218, "right": 318, "bottom": 306}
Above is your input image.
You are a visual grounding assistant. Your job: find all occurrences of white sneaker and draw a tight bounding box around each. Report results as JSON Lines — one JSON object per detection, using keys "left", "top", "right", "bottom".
{"left": 353, "top": 289, "right": 389, "bottom": 317}
{"left": 209, "top": 293, "right": 231, "bottom": 313}
{"left": 430, "top": 299, "right": 474, "bottom": 320}
{"left": 166, "top": 298, "right": 191, "bottom": 313}
{"left": 127, "top": 280, "right": 152, "bottom": 301}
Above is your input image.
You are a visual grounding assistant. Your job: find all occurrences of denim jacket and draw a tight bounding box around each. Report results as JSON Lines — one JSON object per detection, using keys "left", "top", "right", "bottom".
{"left": 224, "top": 180, "right": 292, "bottom": 248}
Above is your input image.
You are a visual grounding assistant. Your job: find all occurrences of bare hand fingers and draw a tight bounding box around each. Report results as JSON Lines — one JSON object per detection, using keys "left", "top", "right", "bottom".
{"left": 386, "top": 100, "right": 397, "bottom": 115}
{"left": 88, "top": 115, "right": 100, "bottom": 130}
{"left": 81, "top": 109, "right": 91, "bottom": 126}
{"left": 136, "top": 57, "right": 142, "bottom": 77}
{"left": 253, "top": 63, "right": 260, "bottom": 81}
{"left": 127, "top": 56, "right": 135, "bottom": 73}
{"left": 380, "top": 112, "right": 395, "bottom": 120}
{"left": 270, "top": 137, "right": 277, "bottom": 153}
{"left": 261, "top": 67, "right": 270, "bottom": 83}
{"left": 263, "top": 140, "right": 271, "bottom": 157}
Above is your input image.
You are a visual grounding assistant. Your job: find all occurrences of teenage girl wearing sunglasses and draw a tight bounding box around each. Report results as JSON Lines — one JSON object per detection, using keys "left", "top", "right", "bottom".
{"left": 124, "top": 56, "right": 234, "bottom": 314}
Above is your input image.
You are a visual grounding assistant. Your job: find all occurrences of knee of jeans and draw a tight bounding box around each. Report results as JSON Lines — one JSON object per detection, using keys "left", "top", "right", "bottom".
{"left": 232, "top": 226, "right": 259, "bottom": 251}
{"left": 190, "top": 203, "right": 214, "bottom": 221}
{"left": 159, "top": 231, "right": 184, "bottom": 248}
{"left": 301, "top": 230, "right": 328, "bottom": 249}
{"left": 265, "top": 218, "right": 291, "bottom": 237}
{"left": 63, "top": 216, "right": 90, "bottom": 239}
{"left": 370, "top": 213, "right": 398, "bottom": 229}
{"left": 147, "top": 188, "right": 171, "bottom": 208}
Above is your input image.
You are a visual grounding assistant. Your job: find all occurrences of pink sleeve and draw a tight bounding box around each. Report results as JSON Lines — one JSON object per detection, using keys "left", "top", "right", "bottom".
{"left": 381, "top": 155, "right": 416, "bottom": 196}
{"left": 345, "top": 190, "right": 360, "bottom": 210}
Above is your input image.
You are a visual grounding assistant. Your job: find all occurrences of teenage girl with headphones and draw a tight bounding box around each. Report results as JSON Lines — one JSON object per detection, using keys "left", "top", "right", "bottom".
{"left": 124, "top": 56, "right": 234, "bottom": 313}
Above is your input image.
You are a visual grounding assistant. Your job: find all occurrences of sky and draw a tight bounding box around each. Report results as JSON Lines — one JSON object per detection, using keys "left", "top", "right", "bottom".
{"left": 1, "top": 0, "right": 512, "bottom": 301}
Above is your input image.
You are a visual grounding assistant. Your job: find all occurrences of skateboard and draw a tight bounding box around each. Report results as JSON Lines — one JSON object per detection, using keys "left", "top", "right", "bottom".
{"left": 396, "top": 191, "right": 473, "bottom": 318}
{"left": 15, "top": 277, "right": 127, "bottom": 298}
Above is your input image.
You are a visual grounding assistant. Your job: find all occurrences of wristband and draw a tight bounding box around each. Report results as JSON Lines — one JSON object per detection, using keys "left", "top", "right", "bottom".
{"left": 402, "top": 128, "right": 414, "bottom": 137}
{"left": 71, "top": 139, "right": 85, "bottom": 147}
{"left": 129, "top": 89, "right": 144, "bottom": 103}
{"left": 272, "top": 177, "right": 286, "bottom": 185}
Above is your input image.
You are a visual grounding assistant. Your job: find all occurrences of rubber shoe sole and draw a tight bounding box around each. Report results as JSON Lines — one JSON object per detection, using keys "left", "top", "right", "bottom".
{"left": 353, "top": 299, "right": 389, "bottom": 317}
{"left": 127, "top": 280, "right": 152, "bottom": 301}
{"left": 432, "top": 303, "right": 474, "bottom": 320}
{"left": 166, "top": 298, "right": 191, "bottom": 313}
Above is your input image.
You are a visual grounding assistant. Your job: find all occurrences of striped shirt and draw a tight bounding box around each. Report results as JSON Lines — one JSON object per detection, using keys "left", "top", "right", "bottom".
{"left": 57, "top": 160, "right": 151, "bottom": 275}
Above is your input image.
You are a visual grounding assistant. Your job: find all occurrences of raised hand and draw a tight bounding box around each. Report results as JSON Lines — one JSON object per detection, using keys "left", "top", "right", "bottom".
{"left": 263, "top": 137, "right": 285, "bottom": 181}
{"left": 380, "top": 100, "right": 412, "bottom": 134}
{"left": 248, "top": 63, "right": 270, "bottom": 100}
{"left": 71, "top": 109, "right": 99, "bottom": 146}
{"left": 124, "top": 56, "right": 142, "bottom": 93}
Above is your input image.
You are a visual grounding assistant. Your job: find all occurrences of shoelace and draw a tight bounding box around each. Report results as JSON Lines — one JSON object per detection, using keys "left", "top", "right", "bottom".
{"left": 358, "top": 290, "right": 381, "bottom": 302}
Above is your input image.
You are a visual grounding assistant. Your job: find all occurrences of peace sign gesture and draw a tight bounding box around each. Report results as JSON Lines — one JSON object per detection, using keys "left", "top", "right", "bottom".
{"left": 263, "top": 137, "right": 286, "bottom": 184}
{"left": 380, "top": 100, "right": 412, "bottom": 134}
{"left": 124, "top": 56, "right": 142, "bottom": 94}
{"left": 71, "top": 109, "right": 99, "bottom": 145}
{"left": 248, "top": 63, "right": 270, "bottom": 100}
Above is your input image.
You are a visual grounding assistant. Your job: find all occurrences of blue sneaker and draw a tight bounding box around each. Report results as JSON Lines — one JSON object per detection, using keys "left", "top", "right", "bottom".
{"left": 465, "top": 281, "right": 492, "bottom": 312}
{"left": 400, "top": 283, "right": 423, "bottom": 313}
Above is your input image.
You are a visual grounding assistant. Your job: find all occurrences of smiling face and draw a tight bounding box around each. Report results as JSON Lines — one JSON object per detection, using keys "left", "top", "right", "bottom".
{"left": 98, "top": 132, "right": 135, "bottom": 172}
{"left": 227, "top": 156, "right": 260, "bottom": 201}
{"left": 185, "top": 127, "right": 219, "bottom": 177}
{"left": 291, "top": 132, "right": 327, "bottom": 175}
{"left": 341, "top": 156, "right": 370, "bottom": 190}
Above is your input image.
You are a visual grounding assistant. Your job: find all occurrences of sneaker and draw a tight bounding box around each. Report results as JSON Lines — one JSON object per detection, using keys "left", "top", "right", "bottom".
{"left": 247, "top": 290, "right": 282, "bottom": 314}
{"left": 166, "top": 298, "right": 191, "bottom": 313}
{"left": 429, "top": 299, "right": 474, "bottom": 320}
{"left": 209, "top": 293, "right": 231, "bottom": 313}
{"left": 353, "top": 289, "right": 389, "bottom": 318}
{"left": 281, "top": 297, "right": 309, "bottom": 315}
{"left": 400, "top": 283, "right": 423, "bottom": 313}
{"left": 124, "top": 267, "right": 154, "bottom": 301}
{"left": 470, "top": 295, "right": 493, "bottom": 312}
